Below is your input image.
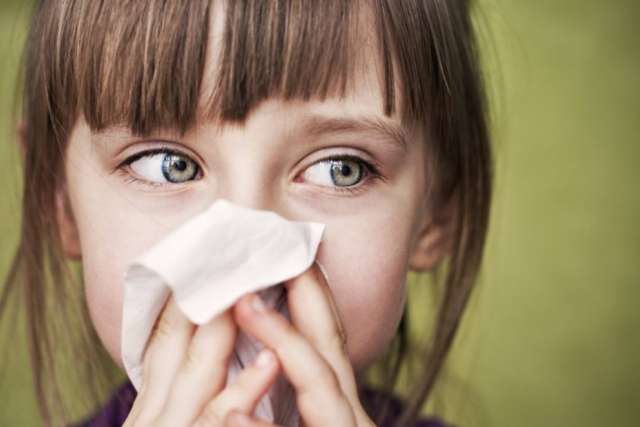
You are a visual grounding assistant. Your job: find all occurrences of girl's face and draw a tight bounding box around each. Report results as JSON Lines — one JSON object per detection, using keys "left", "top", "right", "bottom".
{"left": 60, "top": 9, "right": 439, "bottom": 372}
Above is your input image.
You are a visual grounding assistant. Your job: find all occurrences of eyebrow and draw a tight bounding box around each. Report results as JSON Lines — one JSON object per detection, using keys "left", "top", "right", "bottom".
{"left": 90, "top": 114, "right": 411, "bottom": 155}
{"left": 301, "top": 115, "right": 409, "bottom": 153}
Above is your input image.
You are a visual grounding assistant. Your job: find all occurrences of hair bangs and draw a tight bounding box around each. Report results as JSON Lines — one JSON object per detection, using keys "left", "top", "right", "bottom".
{"left": 68, "top": 0, "right": 212, "bottom": 135}
{"left": 211, "top": 0, "right": 356, "bottom": 121}
{"left": 47, "top": 0, "right": 377, "bottom": 136}
{"left": 40, "top": 0, "right": 474, "bottom": 141}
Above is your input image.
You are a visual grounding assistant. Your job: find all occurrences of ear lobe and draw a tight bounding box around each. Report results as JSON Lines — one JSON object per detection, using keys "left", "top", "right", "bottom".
{"left": 408, "top": 195, "right": 457, "bottom": 272}
{"left": 56, "top": 188, "right": 82, "bottom": 260}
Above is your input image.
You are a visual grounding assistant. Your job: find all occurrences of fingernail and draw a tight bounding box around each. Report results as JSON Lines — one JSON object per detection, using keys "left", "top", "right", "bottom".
{"left": 255, "top": 349, "right": 274, "bottom": 367}
{"left": 250, "top": 294, "right": 266, "bottom": 313}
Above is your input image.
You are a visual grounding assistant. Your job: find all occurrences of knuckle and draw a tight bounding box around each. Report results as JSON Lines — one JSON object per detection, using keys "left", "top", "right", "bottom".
{"left": 181, "top": 344, "right": 206, "bottom": 373}
{"left": 312, "top": 325, "right": 347, "bottom": 357}
{"left": 152, "top": 311, "right": 176, "bottom": 343}
{"left": 212, "top": 395, "right": 241, "bottom": 418}
{"left": 179, "top": 344, "right": 228, "bottom": 383}
{"left": 221, "top": 383, "right": 245, "bottom": 403}
{"left": 225, "top": 380, "right": 254, "bottom": 405}
{"left": 181, "top": 319, "right": 236, "bottom": 375}
{"left": 195, "top": 404, "right": 224, "bottom": 427}
{"left": 301, "top": 365, "right": 341, "bottom": 399}
{"left": 324, "top": 368, "right": 342, "bottom": 392}
{"left": 214, "top": 380, "right": 254, "bottom": 411}
{"left": 325, "top": 326, "right": 348, "bottom": 351}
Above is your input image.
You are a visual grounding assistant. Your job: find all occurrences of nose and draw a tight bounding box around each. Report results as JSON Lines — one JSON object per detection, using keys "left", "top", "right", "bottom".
{"left": 200, "top": 118, "right": 291, "bottom": 217}
{"left": 216, "top": 182, "right": 276, "bottom": 212}
{"left": 211, "top": 158, "right": 283, "bottom": 215}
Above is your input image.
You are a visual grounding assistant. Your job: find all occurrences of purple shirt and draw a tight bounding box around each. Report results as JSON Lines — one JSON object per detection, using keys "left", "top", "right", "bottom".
{"left": 75, "top": 380, "right": 446, "bottom": 427}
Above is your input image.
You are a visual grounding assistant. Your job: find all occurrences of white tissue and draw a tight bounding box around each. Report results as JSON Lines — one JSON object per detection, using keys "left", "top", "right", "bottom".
{"left": 121, "top": 199, "right": 325, "bottom": 425}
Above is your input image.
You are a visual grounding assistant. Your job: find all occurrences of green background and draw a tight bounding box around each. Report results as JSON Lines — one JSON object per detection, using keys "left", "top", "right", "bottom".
{"left": 0, "top": 0, "right": 638, "bottom": 425}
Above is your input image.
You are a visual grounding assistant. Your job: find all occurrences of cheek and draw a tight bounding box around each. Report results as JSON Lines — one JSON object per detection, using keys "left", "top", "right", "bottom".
{"left": 315, "top": 209, "right": 415, "bottom": 371}
{"left": 81, "top": 210, "right": 205, "bottom": 366}
{"left": 83, "top": 258, "right": 126, "bottom": 367}
{"left": 80, "top": 213, "right": 169, "bottom": 368}
{"left": 70, "top": 175, "right": 205, "bottom": 367}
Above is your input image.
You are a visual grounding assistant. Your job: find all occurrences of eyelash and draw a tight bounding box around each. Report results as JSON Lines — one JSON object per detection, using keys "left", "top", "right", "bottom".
{"left": 117, "top": 147, "right": 384, "bottom": 196}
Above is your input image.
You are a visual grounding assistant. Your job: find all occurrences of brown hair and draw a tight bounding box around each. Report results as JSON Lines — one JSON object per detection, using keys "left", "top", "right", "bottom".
{"left": 0, "top": 0, "right": 492, "bottom": 425}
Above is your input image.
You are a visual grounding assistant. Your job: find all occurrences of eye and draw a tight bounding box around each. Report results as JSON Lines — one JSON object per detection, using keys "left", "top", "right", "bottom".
{"left": 126, "top": 150, "right": 200, "bottom": 184}
{"left": 302, "top": 156, "right": 371, "bottom": 189}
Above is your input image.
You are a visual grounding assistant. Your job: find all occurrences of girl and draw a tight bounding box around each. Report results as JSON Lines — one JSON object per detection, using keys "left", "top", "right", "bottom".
{"left": 0, "top": 0, "right": 492, "bottom": 426}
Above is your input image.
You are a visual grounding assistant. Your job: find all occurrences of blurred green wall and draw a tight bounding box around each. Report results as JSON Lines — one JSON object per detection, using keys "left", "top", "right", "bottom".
{"left": 0, "top": 1, "right": 638, "bottom": 426}
{"left": 0, "top": 2, "right": 30, "bottom": 426}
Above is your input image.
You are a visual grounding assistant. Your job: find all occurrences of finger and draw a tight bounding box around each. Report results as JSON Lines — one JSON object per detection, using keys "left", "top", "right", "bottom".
{"left": 130, "top": 295, "right": 195, "bottom": 424}
{"left": 158, "top": 309, "right": 237, "bottom": 426}
{"left": 286, "top": 264, "right": 373, "bottom": 424}
{"left": 284, "top": 263, "right": 349, "bottom": 351}
{"left": 233, "top": 293, "right": 356, "bottom": 427}
{"left": 225, "top": 410, "right": 280, "bottom": 427}
{"left": 201, "top": 348, "right": 280, "bottom": 422}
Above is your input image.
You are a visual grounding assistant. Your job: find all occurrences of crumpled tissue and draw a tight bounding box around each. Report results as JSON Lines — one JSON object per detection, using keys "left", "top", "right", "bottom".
{"left": 121, "top": 199, "right": 325, "bottom": 426}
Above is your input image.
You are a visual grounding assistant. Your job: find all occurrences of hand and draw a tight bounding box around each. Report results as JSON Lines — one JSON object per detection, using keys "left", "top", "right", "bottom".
{"left": 228, "top": 262, "right": 376, "bottom": 427}
{"left": 123, "top": 297, "right": 282, "bottom": 427}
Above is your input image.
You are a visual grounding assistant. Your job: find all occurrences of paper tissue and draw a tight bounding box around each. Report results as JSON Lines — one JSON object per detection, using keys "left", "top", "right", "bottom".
{"left": 121, "top": 199, "right": 325, "bottom": 425}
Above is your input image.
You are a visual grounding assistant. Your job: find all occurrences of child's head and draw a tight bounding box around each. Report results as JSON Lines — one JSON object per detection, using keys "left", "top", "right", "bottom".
{"left": 3, "top": 0, "right": 491, "bottom": 425}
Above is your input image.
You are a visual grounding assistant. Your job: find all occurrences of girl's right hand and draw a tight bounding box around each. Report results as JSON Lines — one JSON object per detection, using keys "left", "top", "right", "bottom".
{"left": 123, "top": 296, "right": 281, "bottom": 427}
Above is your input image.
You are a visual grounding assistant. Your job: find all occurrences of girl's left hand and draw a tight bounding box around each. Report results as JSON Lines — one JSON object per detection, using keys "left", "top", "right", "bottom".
{"left": 226, "top": 262, "right": 376, "bottom": 427}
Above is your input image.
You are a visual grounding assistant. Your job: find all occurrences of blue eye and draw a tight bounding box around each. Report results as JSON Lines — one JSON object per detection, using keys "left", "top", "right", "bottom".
{"left": 127, "top": 150, "right": 200, "bottom": 184}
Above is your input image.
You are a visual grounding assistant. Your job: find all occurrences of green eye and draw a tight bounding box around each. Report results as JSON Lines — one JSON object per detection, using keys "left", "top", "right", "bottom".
{"left": 161, "top": 154, "right": 198, "bottom": 183}
{"left": 328, "top": 159, "right": 363, "bottom": 187}
{"left": 304, "top": 158, "right": 365, "bottom": 188}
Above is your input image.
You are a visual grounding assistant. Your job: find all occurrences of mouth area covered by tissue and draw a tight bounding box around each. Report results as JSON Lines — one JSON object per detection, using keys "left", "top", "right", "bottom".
{"left": 121, "top": 199, "right": 325, "bottom": 425}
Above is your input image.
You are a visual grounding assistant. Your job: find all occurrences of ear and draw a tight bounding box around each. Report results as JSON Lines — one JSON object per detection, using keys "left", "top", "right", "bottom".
{"left": 19, "top": 120, "right": 81, "bottom": 259}
{"left": 56, "top": 184, "right": 82, "bottom": 260}
{"left": 408, "top": 194, "right": 457, "bottom": 272}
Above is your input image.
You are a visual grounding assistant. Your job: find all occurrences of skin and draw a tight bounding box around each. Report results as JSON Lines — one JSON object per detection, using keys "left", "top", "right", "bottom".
{"left": 64, "top": 93, "right": 436, "bottom": 366}
{"left": 54, "top": 4, "right": 454, "bottom": 425}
